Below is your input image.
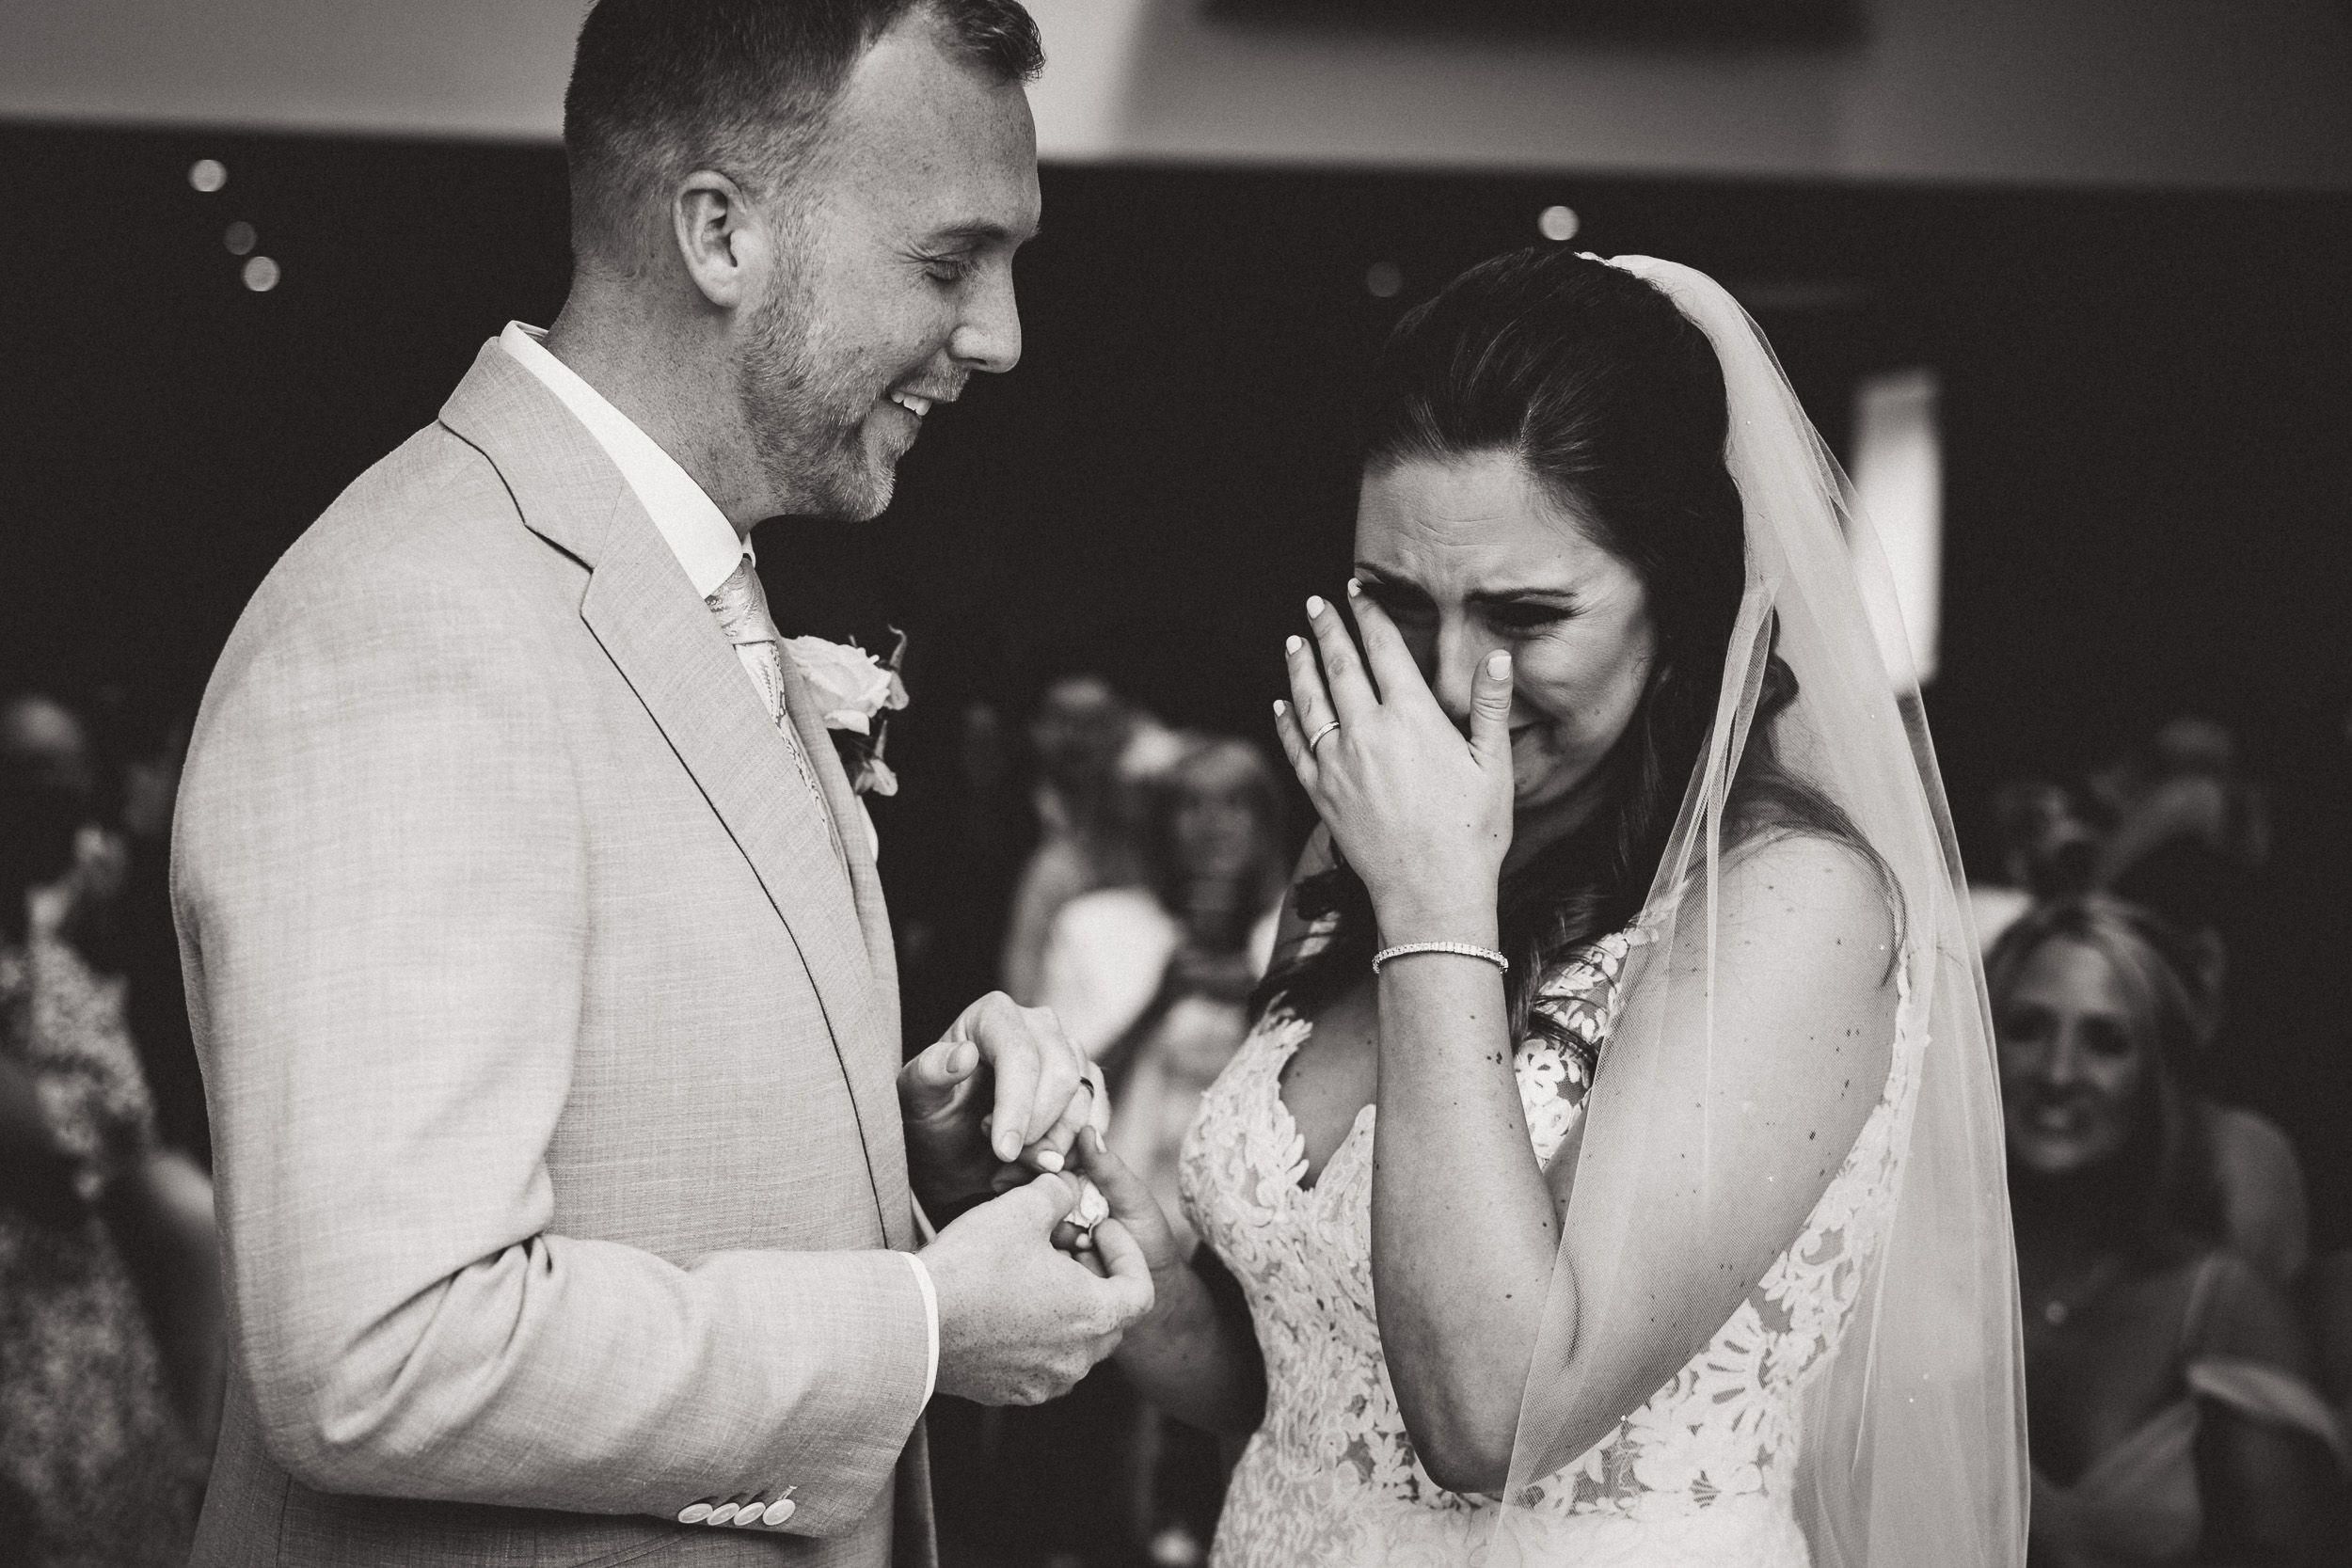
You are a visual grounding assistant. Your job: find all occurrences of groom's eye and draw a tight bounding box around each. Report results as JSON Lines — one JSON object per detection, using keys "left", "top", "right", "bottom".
{"left": 918, "top": 249, "right": 976, "bottom": 285}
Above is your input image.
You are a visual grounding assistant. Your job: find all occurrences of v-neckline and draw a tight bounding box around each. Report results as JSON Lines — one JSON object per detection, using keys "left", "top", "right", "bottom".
{"left": 1267, "top": 1015, "right": 1376, "bottom": 1194}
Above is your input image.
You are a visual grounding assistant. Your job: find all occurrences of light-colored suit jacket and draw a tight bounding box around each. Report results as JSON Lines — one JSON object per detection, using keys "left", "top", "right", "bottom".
{"left": 175, "top": 341, "right": 936, "bottom": 1568}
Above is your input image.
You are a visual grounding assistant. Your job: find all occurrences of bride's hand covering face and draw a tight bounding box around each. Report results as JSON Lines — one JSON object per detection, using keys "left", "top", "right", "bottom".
{"left": 1275, "top": 450, "right": 1662, "bottom": 936}
{"left": 1273, "top": 577, "right": 1518, "bottom": 938}
{"left": 1354, "top": 452, "right": 1657, "bottom": 859}
{"left": 1259, "top": 247, "right": 2023, "bottom": 1565}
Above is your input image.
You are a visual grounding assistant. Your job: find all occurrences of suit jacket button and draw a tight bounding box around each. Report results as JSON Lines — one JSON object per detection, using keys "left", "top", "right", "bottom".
{"left": 676, "top": 1502, "right": 713, "bottom": 1525}
{"left": 707, "top": 1502, "right": 740, "bottom": 1526}
{"left": 762, "top": 1497, "right": 798, "bottom": 1527}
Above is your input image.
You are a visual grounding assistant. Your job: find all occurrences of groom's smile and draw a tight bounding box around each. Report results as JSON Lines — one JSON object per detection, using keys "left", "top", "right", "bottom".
{"left": 740, "top": 7, "right": 1040, "bottom": 523}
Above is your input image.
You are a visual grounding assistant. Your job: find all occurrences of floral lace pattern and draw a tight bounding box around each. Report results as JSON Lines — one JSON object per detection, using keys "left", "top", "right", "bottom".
{"left": 1181, "top": 927, "right": 1921, "bottom": 1567}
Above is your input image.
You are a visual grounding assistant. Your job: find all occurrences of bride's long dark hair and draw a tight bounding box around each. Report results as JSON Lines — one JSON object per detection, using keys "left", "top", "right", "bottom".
{"left": 1257, "top": 246, "right": 1871, "bottom": 1041}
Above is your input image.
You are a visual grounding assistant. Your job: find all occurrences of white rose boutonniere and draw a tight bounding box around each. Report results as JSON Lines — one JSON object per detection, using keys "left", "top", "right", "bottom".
{"left": 783, "top": 628, "right": 910, "bottom": 797}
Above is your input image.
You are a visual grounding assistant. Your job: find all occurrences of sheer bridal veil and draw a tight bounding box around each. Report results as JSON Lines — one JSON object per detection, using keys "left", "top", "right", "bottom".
{"left": 1495, "top": 258, "right": 2027, "bottom": 1566}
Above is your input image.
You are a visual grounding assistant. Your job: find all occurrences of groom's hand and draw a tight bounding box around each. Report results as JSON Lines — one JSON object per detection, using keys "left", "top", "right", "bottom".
{"left": 899, "top": 992, "right": 1099, "bottom": 1214}
{"left": 922, "top": 1171, "right": 1154, "bottom": 1405}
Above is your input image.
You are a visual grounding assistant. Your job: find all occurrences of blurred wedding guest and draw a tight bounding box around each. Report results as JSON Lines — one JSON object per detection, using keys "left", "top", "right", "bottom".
{"left": 75, "top": 696, "right": 210, "bottom": 1168}
{"left": 1, "top": 691, "right": 211, "bottom": 1566}
{"left": 1972, "top": 777, "right": 2102, "bottom": 956}
{"left": 1982, "top": 745, "right": 2312, "bottom": 1283}
{"left": 891, "top": 696, "right": 1040, "bottom": 1047}
{"left": 1041, "top": 736, "right": 1286, "bottom": 1239}
{"left": 999, "top": 673, "right": 1175, "bottom": 1005}
{"left": 2086, "top": 725, "right": 2312, "bottom": 1285}
{"left": 2195, "top": 1071, "right": 2311, "bottom": 1285}
{"left": 1990, "top": 896, "right": 2344, "bottom": 1566}
{"left": 2090, "top": 717, "right": 2270, "bottom": 933}
{"left": 1026, "top": 736, "right": 1285, "bottom": 1568}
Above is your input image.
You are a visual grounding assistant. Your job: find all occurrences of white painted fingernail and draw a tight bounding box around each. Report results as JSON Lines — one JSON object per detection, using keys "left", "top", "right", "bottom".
{"left": 1306, "top": 595, "right": 1327, "bottom": 617}
{"left": 1487, "top": 650, "right": 1511, "bottom": 676}
{"left": 1273, "top": 699, "right": 1287, "bottom": 716}
{"left": 1285, "top": 634, "right": 1303, "bottom": 654}
{"left": 1035, "top": 1149, "right": 1064, "bottom": 1172}
{"left": 1345, "top": 578, "right": 1362, "bottom": 597}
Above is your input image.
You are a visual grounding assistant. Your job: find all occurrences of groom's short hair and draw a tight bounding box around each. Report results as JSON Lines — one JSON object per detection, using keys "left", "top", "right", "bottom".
{"left": 564, "top": 0, "right": 1042, "bottom": 267}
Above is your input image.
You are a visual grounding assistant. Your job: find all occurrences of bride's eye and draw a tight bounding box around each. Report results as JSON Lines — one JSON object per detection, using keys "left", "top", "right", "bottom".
{"left": 1489, "top": 604, "right": 1574, "bottom": 636}
{"left": 1361, "top": 585, "right": 1433, "bottom": 625}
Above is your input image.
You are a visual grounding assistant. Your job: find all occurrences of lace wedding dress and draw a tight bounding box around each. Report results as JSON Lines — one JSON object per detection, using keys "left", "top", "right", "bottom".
{"left": 1181, "top": 926, "right": 1924, "bottom": 1567}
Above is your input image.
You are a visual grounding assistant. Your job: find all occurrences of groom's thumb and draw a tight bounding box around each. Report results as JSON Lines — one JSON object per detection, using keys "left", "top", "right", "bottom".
{"left": 1008, "top": 1170, "right": 1079, "bottom": 1230}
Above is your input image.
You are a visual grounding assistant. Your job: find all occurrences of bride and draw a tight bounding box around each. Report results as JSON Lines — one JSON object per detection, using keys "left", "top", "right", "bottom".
{"left": 1072, "top": 247, "right": 2026, "bottom": 1566}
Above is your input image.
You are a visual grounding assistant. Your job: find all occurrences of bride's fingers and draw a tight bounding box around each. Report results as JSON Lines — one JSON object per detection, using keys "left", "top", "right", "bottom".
{"left": 1282, "top": 638, "right": 1339, "bottom": 760}
{"left": 1271, "top": 698, "right": 1315, "bottom": 785}
{"left": 1303, "top": 594, "right": 1378, "bottom": 723}
{"left": 1343, "top": 578, "right": 1432, "bottom": 710}
{"left": 1074, "top": 1127, "right": 1169, "bottom": 1255}
{"left": 1468, "top": 648, "right": 1516, "bottom": 769}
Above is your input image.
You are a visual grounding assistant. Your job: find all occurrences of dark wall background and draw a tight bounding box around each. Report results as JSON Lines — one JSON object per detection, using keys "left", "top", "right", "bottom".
{"left": 5, "top": 122, "right": 2348, "bottom": 1223}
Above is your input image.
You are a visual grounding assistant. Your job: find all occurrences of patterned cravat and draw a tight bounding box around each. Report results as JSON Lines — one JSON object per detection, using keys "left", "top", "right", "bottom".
{"left": 705, "top": 557, "right": 831, "bottom": 813}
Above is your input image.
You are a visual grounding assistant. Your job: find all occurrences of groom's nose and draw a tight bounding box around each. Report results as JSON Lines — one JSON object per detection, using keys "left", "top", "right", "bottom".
{"left": 949, "top": 267, "right": 1023, "bottom": 374}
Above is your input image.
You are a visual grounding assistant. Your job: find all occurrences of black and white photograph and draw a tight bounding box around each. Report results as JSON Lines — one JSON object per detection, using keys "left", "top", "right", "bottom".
{"left": 2, "top": 3, "right": 2349, "bottom": 1565}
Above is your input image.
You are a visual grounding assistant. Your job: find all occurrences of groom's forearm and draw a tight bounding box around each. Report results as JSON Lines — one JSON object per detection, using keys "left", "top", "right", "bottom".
{"left": 239, "top": 1236, "right": 930, "bottom": 1533}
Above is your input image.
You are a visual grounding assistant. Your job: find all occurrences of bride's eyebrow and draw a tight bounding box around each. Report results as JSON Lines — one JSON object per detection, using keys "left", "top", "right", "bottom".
{"left": 1350, "top": 565, "right": 1423, "bottom": 594}
{"left": 1466, "top": 586, "right": 1580, "bottom": 609}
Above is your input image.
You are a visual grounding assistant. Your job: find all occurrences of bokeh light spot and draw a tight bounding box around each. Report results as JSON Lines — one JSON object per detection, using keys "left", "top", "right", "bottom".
{"left": 242, "top": 256, "right": 281, "bottom": 293}
{"left": 1537, "top": 204, "right": 1581, "bottom": 242}
{"left": 189, "top": 159, "right": 228, "bottom": 194}
{"left": 224, "top": 221, "right": 258, "bottom": 257}
{"left": 1364, "top": 261, "right": 1403, "bottom": 299}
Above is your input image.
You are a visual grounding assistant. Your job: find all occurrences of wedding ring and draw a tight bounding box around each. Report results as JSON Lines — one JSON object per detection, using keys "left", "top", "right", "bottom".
{"left": 1307, "top": 720, "right": 1342, "bottom": 751}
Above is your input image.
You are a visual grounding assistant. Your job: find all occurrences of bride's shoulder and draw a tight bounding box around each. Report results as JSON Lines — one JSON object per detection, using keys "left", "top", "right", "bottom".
{"left": 1677, "top": 828, "right": 1901, "bottom": 989}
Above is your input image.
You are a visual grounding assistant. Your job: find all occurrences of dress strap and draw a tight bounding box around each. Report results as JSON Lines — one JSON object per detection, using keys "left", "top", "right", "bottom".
{"left": 2184, "top": 1358, "right": 2352, "bottom": 1471}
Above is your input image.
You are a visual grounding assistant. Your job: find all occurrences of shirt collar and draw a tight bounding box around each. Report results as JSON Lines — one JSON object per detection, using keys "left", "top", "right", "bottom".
{"left": 498, "top": 322, "right": 751, "bottom": 594}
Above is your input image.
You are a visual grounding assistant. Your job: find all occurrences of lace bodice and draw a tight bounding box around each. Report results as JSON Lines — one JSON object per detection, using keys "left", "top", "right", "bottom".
{"left": 1180, "top": 927, "right": 1923, "bottom": 1567}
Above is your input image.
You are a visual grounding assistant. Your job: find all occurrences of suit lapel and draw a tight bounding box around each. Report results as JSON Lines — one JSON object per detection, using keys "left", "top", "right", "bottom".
{"left": 438, "top": 341, "right": 908, "bottom": 1245}
{"left": 777, "top": 659, "right": 911, "bottom": 1247}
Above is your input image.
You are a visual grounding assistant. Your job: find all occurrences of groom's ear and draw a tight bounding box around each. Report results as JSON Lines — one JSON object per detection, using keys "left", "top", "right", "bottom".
{"left": 672, "top": 170, "right": 764, "bottom": 312}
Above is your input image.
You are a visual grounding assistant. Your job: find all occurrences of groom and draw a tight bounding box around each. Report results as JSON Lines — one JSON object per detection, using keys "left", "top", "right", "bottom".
{"left": 173, "top": 3, "right": 1151, "bottom": 1565}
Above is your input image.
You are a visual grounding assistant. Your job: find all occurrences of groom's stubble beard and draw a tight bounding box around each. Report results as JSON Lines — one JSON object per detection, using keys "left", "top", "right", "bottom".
{"left": 738, "top": 242, "right": 898, "bottom": 523}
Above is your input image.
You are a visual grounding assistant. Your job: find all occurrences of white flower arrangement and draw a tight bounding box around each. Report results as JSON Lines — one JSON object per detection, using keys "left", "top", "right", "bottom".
{"left": 784, "top": 629, "right": 909, "bottom": 797}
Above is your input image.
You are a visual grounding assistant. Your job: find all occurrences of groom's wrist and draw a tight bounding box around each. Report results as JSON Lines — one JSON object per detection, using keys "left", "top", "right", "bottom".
{"left": 923, "top": 1189, "right": 993, "bottom": 1228}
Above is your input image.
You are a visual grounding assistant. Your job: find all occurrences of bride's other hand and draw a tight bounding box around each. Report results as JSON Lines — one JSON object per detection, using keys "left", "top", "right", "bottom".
{"left": 1274, "top": 580, "right": 1514, "bottom": 935}
{"left": 1069, "top": 1128, "right": 1185, "bottom": 1313}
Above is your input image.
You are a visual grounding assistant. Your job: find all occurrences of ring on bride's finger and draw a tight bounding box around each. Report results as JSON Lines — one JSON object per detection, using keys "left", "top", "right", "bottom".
{"left": 1308, "top": 720, "right": 1342, "bottom": 751}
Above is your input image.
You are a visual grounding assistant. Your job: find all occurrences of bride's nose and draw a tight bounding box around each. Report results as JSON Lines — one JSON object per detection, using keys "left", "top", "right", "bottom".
{"left": 1432, "top": 621, "right": 1501, "bottom": 734}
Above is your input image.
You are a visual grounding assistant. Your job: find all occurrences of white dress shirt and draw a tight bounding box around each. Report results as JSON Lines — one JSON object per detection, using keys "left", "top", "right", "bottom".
{"left": 499, "top": 322, "right": 939, "bottom": 1402}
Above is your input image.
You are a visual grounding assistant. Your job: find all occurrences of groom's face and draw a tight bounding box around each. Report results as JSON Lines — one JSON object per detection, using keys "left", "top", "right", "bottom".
{"left": 739, "top": 12, "right": 1041, "bottom": 521}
